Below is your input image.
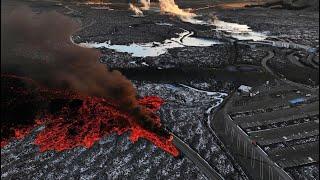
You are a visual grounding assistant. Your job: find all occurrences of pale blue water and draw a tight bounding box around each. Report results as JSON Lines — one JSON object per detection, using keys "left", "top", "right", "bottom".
{"left": 79, "top": 30, "right": 221, "bottom": 57}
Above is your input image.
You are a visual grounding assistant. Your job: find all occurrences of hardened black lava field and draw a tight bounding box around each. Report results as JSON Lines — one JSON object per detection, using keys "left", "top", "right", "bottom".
{"left": 1, "top": 0, "right": 319, "bottom": 180}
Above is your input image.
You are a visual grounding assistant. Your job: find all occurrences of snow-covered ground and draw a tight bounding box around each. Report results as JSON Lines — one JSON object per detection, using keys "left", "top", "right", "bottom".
{"left": 138, "top": 83, "right": 246, "bottom": 179}
{"left": 1, "top": 83, "right": 245, "bottom": 180}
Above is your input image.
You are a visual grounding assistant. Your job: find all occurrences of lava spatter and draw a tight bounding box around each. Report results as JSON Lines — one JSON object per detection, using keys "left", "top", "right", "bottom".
{"left": 1, "top": 75, "right": 179, "bottom": 157}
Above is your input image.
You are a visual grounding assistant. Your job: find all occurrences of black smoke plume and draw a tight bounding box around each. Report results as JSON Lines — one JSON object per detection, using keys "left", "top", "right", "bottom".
{"left": 2, "top": 6, "right": 138, "bottom": 109}
{"left": 1, "top": 6, "right": 168, "bottom": 137}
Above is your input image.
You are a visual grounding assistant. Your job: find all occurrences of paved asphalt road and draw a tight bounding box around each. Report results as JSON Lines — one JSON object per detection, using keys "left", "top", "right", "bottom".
{"left": 172, "top": 134, "right": 225, "bottom": 180}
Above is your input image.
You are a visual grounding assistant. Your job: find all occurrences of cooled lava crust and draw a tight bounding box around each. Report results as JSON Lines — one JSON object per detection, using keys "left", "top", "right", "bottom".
{"left": 1, "top": 74, "right": 179, "bottom": 157}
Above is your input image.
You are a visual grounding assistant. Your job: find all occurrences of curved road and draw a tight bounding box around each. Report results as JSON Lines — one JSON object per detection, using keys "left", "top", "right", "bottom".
{"left": 172, "top": 134, "right": 225, "bottom": 180}
{"left": 261, "top": 50, "right": 276, "bottom": 77}
{"left": 288, "top": 52, "right": 305, "bottom": 68}
{"left": 66, "top": 4, "right": 315, "bottom": 179}
{"left": 66, "top": 5, "right": 224, "bottom": 179}
{"left": 261, "top": 50, "right": 319, "bottom": 92}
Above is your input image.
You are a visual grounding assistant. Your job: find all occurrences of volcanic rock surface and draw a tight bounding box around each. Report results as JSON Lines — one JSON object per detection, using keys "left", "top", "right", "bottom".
{"left": 1, "top": 0, "right": 319, "bottom": 180}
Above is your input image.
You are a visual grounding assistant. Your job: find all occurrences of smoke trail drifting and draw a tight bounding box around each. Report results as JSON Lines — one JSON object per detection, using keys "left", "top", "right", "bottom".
{"left": 1, "top": 6, "right": 141, "bottom": 112}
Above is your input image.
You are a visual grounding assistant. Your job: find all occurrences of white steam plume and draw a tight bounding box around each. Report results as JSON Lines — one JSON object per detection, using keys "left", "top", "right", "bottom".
{"left": 141, "top": 0, "right": 151, "bottom": 10}
{"left": 129, "top": 3, "right": 144, "bottom": 16}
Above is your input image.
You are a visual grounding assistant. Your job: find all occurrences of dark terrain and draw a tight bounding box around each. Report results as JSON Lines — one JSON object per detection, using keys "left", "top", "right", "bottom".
{"left": 1, "top": 0, "right": 319, "bottom": 180}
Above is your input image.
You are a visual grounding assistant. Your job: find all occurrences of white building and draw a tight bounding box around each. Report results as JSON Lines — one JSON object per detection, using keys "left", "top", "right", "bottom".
{"left": 238, "top": 85, "right": 259, "bottom": 97}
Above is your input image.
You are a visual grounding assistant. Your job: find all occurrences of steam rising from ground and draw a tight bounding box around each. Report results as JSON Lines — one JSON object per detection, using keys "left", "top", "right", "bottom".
{"left": 141, "top": 0, "right": 151, "bottom": 10}
{"left": 128, "top": 0, "right": 193, "bottom": 19}
{"left": 157, "top": 1, "right": 266, "bottom": 41}
{"left": 159, "top": 0, "right": 196, "bottom": 19}
{"left": 2, "top": 6, "right": 139, "bottom": 111}
{"left": 129, "top": 3, "right": 144, "bottom": 16}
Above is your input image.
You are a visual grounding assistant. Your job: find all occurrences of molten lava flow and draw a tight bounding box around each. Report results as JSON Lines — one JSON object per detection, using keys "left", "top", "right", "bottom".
{"left": 1, "top": 6, "right": 179, "bottom": 157}
{"left": 1, "top": 75, "right": 179, "bottom": 157}
{"left": 1, "top": 74, "right": 82, "bottom": 147}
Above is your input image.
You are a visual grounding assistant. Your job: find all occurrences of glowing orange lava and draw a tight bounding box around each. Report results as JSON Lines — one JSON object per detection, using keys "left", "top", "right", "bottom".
{"left": 1, "top": 74, "right": 179, "bottom": 157}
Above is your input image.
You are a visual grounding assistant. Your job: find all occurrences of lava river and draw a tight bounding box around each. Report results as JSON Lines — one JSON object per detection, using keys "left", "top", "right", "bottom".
{"left": 1, "top": 74, "right": 179, "bottom": 157}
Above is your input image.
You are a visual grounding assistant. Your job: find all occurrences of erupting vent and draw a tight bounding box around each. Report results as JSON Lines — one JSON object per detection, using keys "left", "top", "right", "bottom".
{"left": 1, "top": 74, "right": 179, "bottom": 157}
